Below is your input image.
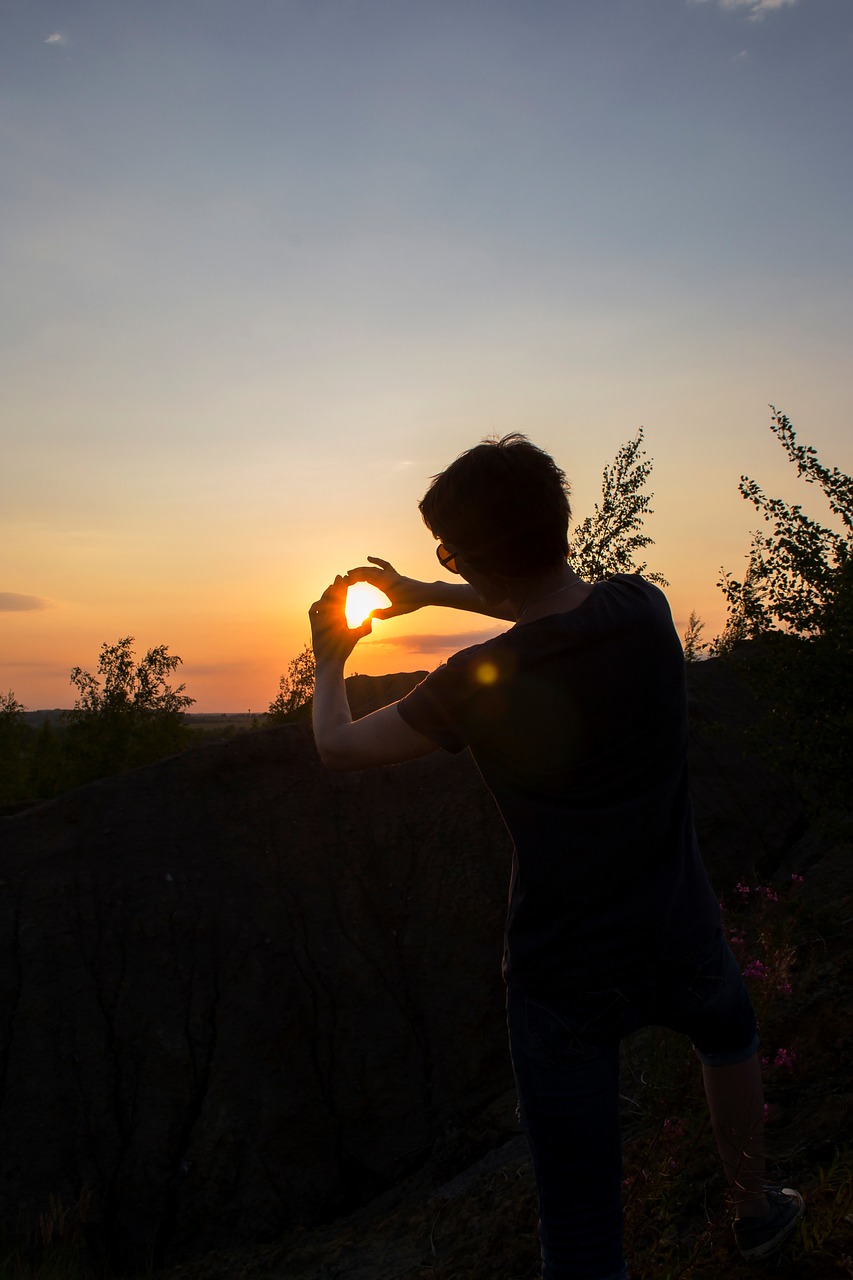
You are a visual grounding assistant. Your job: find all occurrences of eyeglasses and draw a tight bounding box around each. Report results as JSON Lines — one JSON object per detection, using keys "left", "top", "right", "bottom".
{"left": 436, "top": 542, "right": 460, "bottom": 574}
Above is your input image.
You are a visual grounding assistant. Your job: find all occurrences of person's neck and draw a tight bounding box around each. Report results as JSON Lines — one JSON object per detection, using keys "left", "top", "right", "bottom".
{"left": 509, "top": 566, "right": 592, "bottom": 624}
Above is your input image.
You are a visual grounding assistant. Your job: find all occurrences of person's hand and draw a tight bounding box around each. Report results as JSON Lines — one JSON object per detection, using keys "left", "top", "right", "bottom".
{"left": 309, "top": 575, "right": 371, "bottom": 667}
{"left": 344, "top": 556, "right": 430, "bottom": 620}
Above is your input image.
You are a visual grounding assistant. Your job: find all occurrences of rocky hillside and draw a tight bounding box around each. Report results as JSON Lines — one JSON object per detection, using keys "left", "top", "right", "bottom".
{"left": 0, "top": 659, "right": 849, "bottom": 1276}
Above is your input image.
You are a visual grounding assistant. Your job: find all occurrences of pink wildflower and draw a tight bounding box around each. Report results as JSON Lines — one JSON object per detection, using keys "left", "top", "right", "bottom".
{"left": 663, "top": 1117, "right": 686, "bottom": 1135}
{"left": 773, "top": 1047, "right": 797, "bottom": 1070}
{"left": 791, "top": 873, "right": 804, "bottom": 883}
{"left": 744, "top": 959, "right": 767, "bottom": 980}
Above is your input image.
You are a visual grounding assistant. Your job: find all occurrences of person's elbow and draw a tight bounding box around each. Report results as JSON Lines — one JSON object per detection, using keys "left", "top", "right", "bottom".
{"left": 314, "top": 733, "right": 362, "bottom": 771}
{"left": 318, "top": 746, "right": 364, "bottom": 771}
{"left": 313, "top": 703, "right": 437, "bottom": 771}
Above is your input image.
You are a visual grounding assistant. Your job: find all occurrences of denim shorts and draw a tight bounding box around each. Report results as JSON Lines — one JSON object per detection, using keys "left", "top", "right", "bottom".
{"left": 641, "top": 927, "right": 759, "bottom": 1066}
{"left": 516, "top": 928, "right": 758, "bottom": 1069}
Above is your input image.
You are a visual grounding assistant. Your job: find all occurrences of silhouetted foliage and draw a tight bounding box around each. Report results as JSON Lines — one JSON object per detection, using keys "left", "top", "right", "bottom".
{"left": 63, "top": 637, "right": 195, "bottom": 785}
{"left": 714, "top": 409, "right": 852, "bottom": 809}
{"left": 68, "top": 637, "right": 195, "bottom": 719}
{"left": 267, "top": 643, "right": 316, "bottom": 723}
{"left": 1, "top": 690, "right": 25, "bottom": 717}
{"left": 0, "top": 690, "right": 30, "bottom": 804}
{"left": 682, "top": 611, "right": 707, "bottom": 662}
{"left": 714, "top": 407, "right": 851, "bottom": 652}
{"left": 569, "top": 429, "right": 668, "bottom": 585}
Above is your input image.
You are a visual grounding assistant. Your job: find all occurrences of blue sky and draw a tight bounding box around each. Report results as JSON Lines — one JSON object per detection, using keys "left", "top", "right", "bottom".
{"left": 2, "top": 0, "right": 851, "bottom": 710}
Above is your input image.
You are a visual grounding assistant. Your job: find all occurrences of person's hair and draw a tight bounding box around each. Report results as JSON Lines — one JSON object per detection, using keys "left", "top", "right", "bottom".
{"left": 419, "top": 433, "right": 571, "bottom": 577}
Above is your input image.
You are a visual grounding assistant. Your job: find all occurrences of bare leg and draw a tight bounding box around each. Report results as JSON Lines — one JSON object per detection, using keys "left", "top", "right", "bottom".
{"left": 702, "top": 1053, "right": 769, "bottom": 1218}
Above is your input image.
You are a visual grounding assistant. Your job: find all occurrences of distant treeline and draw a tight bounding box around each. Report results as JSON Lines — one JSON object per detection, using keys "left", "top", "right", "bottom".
{"left": 1, "top": 705, "right": 265, "bottom": 809}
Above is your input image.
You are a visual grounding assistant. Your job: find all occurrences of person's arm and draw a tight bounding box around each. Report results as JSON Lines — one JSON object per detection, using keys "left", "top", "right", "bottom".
{"left": 309, "top": 575, "right": 439, "bottom": 771}
{"left": 346, "top": 556, "right": 515, "bottom": 622}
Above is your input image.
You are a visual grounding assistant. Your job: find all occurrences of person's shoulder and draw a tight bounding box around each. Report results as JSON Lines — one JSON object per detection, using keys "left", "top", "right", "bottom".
{"left": 600, "top": 574, "right": 673, "bottom": 621}
{"left": 602, "top": 573, "right": 665, "bottom": 598}
{"left": 443, "top": 628, "right": 512, "bottom": 668}
{"left": 409, "top": 631, "right": 507, "bottom": 692}
{"left": 606, "top": 572, "right": 661, "bottom": 589}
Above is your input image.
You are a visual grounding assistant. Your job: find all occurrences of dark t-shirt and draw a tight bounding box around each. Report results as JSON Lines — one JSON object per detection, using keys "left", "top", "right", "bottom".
{"left": 397, "top": 575, "right": 720, "bottom": 995}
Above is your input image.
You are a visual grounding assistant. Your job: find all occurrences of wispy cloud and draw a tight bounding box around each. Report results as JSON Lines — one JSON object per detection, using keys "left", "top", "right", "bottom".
{"left": 44, "top": 32, "right": 68, "bottom": 46}
{"left": 0, "top": 592, "right": 50, "bottom": 612}
{"left": 731, "top": 49, "right": 750, "bottom": 61}
{"left": 367, "top": 628, "right": 506, "bottom": 655}
{"left": 690, "top": 0, "right": 799, "bottom": 18}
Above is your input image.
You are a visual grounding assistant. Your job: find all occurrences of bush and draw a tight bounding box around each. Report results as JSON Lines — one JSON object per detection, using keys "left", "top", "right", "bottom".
{"left": 267, "top": 644, "right": 315, "bottom": 723}
{"left": 63, "top": 637, "right": 195, "bottom": 786}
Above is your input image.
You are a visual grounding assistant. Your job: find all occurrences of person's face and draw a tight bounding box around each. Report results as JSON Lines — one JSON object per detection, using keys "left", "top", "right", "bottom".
{"left": 436, "top": 541, "right": 507, "bottom": 605}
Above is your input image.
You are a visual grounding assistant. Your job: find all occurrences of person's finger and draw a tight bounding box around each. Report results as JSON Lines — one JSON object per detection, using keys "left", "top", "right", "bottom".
{"left": 319, "top": 577, "right": 345, "bottom": 602}
{"left": 368, "top": 606, "right": 397, "bottom": 620}
{"left": 311, "top": 575, "right": 349, "bottom": 621}
{"left": 367, "top": 556, "right": 396, "bottom": 572}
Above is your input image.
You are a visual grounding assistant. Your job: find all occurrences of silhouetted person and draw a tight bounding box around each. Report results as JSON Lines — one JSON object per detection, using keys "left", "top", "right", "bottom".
{"left": 309, "top": 434, "right": 803, "bottom": 1280}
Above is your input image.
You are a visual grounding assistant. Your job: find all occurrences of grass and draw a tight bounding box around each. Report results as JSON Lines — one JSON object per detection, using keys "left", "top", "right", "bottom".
{"left": 615, "top": 870, "right": 853, "bottom": 1278}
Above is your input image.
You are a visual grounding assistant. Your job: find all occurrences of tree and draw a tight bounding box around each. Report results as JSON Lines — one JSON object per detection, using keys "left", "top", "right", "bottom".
{"left": 713, "top": 408, "right": 852, "bottom": 808}
{"left": 0, "top": 690, "right": 30, "bottom": 804}
{"left": 714, "top": 407, "right": 851, "bottom": 653}
{"left": 65, "top": 637, "right": 195, "bottom": 781}
{"left": 569, "top": 429, "right": 668, "bottom": 585}
{"left": 1, "top": 689, "right": 26, "bottom": 725}
{"left": 69, "top": 637, "right": 195, "bottom": 718}
{"left": 682, "top": 611, "right": 707, "bottom": 663}
{"left": 267, "top": 643, "right": 316, "bottom": 723}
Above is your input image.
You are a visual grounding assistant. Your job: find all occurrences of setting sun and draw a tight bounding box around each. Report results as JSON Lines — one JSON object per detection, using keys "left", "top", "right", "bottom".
{"left": 345, "top": 582, "right": 391, "bottom": 629}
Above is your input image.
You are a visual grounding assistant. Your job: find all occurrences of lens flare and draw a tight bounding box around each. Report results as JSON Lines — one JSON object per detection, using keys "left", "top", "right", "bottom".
{"left": 345, "top": 582, "right": 390, "bottom": 629}
{"left": 474, "top": 660, "right": 500, "bottom": 686}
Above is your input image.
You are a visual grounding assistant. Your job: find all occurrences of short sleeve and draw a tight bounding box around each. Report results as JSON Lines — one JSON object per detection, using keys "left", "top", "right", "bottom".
{"left": 397, "top": 651, "right": 483, "bottom": 754}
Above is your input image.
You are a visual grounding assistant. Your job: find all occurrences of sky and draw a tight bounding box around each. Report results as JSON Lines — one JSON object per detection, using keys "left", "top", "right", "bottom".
{"left": 2, "top": 0, "right": 851, "bottom": 712}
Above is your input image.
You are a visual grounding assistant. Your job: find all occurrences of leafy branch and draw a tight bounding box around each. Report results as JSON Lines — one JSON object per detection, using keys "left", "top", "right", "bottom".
{"left": 714, "top": 409, "right": 851, "bottom": 652}
{"left": 569, "top": 429, "right": 668, "bottom": 585}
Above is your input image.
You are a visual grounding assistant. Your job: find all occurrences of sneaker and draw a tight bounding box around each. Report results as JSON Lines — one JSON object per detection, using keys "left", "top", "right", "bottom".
{"left": 733, "top": 1187, "right": 805, "bottom": 1260}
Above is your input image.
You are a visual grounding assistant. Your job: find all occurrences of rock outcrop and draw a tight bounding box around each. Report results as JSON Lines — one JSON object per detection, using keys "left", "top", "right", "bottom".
{"left": 0, "top": 660, "right": 814, "bottom": 1267}
{"left": 0, "top": 718, "right": 511, "bottom": 1263}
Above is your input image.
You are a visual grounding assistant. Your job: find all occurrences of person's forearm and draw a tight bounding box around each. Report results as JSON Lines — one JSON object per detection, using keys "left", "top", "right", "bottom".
{"left": 420, "top": 580, "right": 514, "bottom": 620}
{"left": 311, "top": 656, "right": 438, "bottom": 771}
{"left": 311, "top": 659, "right": 352, "bottom": 767}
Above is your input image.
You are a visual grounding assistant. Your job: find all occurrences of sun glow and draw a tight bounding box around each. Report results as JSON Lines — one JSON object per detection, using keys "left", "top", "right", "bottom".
{"left": 345, "top": 582, "right": 391, "bottom": 629}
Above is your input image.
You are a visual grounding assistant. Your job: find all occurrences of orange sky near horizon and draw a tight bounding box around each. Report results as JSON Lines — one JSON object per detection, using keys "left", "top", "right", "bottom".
{"left": 6, "top": 408, "right": 849, "bottom": 714}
